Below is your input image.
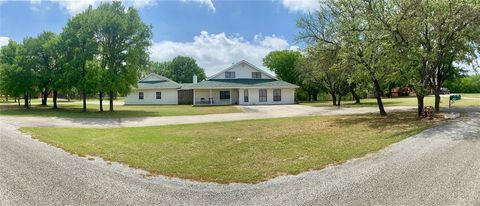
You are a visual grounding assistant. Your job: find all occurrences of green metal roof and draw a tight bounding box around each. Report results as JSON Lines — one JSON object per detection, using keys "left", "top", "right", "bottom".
{"left": 135, "top": 74, "right": 299, "bottom": 90}
{"left": 136, "top": 73, "right": 180, "bottom": 89}
{"left": 182, "top": 79, "right": 299, "bottom": 89}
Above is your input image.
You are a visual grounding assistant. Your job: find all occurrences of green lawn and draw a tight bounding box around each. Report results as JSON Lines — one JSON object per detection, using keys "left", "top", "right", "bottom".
{"left": 0, "top": 99, "right": 241, "bottom": 118}
{"left": 302, "top": 94, "right": 479, "bottom": 108}
{"left": 21, "top": 113, "right": 440, "bottom": 183}
{"left": 460, "top": 93, "right": 480, "bottom": 98}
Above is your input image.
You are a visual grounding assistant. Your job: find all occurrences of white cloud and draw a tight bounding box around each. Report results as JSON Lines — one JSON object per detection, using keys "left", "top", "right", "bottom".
{"left": 179, "top": 0, "right": 215, "bottom": 12}
{"left": 280, "top": 0, "right": 320, "bottom": 13}
{"left": 0, "top": 36, "right": 10, "bottom": 47}
{"left": 150, "top": 31, "right": 296, "bottom": 76}
{"left": 57, "top": 0, "right": 158, "bottom": 15}
{"left": 25, "top": 0, "right": 212, "bottom": 15}
{"left": 25, "top": 0, "right": 156, "bottom": 15}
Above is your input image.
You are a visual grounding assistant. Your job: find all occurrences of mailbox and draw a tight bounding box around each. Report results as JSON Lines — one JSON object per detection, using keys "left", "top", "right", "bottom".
{"left": 449, "top": 95, "right": 461, "bottom": 101}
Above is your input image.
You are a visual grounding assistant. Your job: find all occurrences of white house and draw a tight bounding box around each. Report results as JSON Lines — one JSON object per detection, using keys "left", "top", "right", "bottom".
{"left": 125, "top": 60, "right": 299, "bottom": 105}
{"left": 124, "top": 74, "right": 180, "bottom": 104}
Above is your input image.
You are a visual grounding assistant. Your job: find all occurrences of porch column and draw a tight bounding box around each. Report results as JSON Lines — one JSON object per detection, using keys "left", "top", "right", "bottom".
{"left": 229, "top": 88, "right": 232, "bottom": 105}
{"left": 209, "top": 89, "right": 212, "bottom": 105}
{"left": 193, "top": 89, "right": 196, "bottom": 105}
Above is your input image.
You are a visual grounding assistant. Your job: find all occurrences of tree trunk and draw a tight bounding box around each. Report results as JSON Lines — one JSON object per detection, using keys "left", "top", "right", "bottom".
{"left": 17, "top": 96, "right": 20, "bottom": 107}
{"left": 109, "top": 91, "right": 114, "bottom": 112}
{"left": 24, "top": 92, "right": 29, "bottom": 109}
{"left": 82, "top": 62, "right": 87, "bottom": 112}
{"left": 417, "top": 94, "right": 425, "bottom": 117}
{"left": 434, "top": 89, "right": 441, "bottom": 112}
{"left": 349, "top": 83, "right": 361, "bottom": 104}
{"left": 373, "top": 79, "right": 387, "bottom": 116}
{"left": 337, "top": 95, "right": 342, "bottom": 107}
{"left": 82, "top": 91, "right": 87, "bottom": 112}
{"left": 351, "top": 89, "right": 360, "bottom": 104}
{"left": 14, "top": 96, "right": 16, "bottom": 103}
{"left": 5, "top": 95, "right": 8, "bottom": 102}
{"left": 331, "top": 92, "right": 337, "bottom": 106}
{"left": 99, "top": 92, "right": 103, "bottom": 112}
{"left": 41, "top": 91, "right": 48, "bottom": 106}
{"left": 312, "top": 91, "right": 318, "bottom": 101}
{"left": 53, "top": 90, "right": 58, "bottom": 109}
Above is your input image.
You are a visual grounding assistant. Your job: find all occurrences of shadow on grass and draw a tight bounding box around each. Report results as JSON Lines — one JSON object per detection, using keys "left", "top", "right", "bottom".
{"left": 0, "top": 104, "right": 153, "bottom": 118}
{"left": 330, "top": 112, "right": 440, "bottom": 130}
{"left": 302, "top": 100, "right": 408, "bottom": 107}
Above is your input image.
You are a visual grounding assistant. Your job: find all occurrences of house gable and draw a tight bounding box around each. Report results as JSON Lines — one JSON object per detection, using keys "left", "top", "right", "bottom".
{"left": 208, "top": 60, "right": 276, "bottom": 80}
{"left": 136, "top": 73, "right": 181, "bottom": 89}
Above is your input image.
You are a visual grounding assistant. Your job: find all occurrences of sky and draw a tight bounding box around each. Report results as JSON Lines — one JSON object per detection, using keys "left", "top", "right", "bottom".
{"left": 0, "top": 0, "right": 320, "bottom": 76}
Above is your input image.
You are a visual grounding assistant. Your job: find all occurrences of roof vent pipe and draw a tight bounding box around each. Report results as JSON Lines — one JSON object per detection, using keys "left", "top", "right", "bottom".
{"left": 193, "top": 75, "right": 198, "bottom": 84}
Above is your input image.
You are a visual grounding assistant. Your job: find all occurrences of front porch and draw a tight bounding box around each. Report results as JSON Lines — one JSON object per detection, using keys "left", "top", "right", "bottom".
{"left": 193, "top": 88, "right": 239, "bottom": 105}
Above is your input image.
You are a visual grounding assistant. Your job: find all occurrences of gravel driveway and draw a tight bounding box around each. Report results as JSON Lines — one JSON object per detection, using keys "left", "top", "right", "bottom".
{"left": 1, "top": 111, "right": 480, "bottom": 205}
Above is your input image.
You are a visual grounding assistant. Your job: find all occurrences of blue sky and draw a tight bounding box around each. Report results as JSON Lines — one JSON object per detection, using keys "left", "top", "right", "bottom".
{"left": 0, "top": 0, "right": 319, "bottom": 75}
{"left": 2, "top": 0, "right": 476, "bottom": 75}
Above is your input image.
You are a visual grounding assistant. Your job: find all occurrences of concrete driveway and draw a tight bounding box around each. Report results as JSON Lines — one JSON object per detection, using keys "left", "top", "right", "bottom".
{"left": 1, "top": 110, "right": 480, "bottom": 205}
{"left": 0, "top": 105, "right": 415, "bottom": 128}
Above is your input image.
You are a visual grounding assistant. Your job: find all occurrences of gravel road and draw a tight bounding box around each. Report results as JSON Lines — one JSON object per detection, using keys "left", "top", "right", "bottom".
{"left": 1, "top": 111, "right": 480, "bottom": 205}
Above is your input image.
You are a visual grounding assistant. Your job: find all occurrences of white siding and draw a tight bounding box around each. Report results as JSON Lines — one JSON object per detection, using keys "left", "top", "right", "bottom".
{"left": 238, "top": 88, "right": 295, "bottom": 105}
{"left": 125, "top": 89, "right": 178, "bottom": 104}
{"left": 210, "top": 63, "right": 273, "bottom": 79}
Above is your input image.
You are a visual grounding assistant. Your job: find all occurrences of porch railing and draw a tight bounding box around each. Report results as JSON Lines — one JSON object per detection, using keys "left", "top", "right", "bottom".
{"left": 194, "top": 99, "right": 231, "bottom": 105}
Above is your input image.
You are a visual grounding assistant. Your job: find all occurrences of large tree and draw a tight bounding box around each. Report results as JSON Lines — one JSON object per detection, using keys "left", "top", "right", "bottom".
{"left": 297, "top": 45, "right": 351, "bottom": 106}
{"left": 93, "top": 2, "right": 152, "bottom": 111}
{"left": 263, "top": 50, "right": 302, "bottom": 84}
{"left": 13, "top": 38, "right": 40, "bottom": 109}
{"left": 169, "top": 56, "right": 206, "bottom": 83}
{"left": 364, "top": 0, "right": 480, "bottom": 114}
{"left": 0, "top": 40, "right": 22, "bottom": 102}
{"left": 297, "top": 0, "right": 395, "bottom": 115}
{"left": 47, "top": 34, "right": 72, "bottom": 109}
{"left": 264, "top": 50, "right": 320, "bottom": 101}
{"left": 31, "top": 32, "right": 57, "bottom": 106}
{"left": 62, "top": 6, "right": 98, "bottom": 112}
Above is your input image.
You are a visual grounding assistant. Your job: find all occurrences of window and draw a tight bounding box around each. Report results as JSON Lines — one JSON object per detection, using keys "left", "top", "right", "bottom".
{"left": 259, "top": 89, "right": 267, "bottom": 102}
{"left": 273, "top": 89, "right": 281, "bottom": 102}
{"left": 252, "top": 72, "right": 262, "bottom": 79}
{"left": 244, "top": 89, "right": 249, "bottom": 102}
{"left": 225, "top": 72, "right": 236, "bottom": 79}
{"left": 138, "top": 92, "right": 144, "bottom": 100}
{"left": 156, "top": 92, "right": 161, "bottom": 99}
{"left": 220, "top": 91, "right": 230, "bottom": 100}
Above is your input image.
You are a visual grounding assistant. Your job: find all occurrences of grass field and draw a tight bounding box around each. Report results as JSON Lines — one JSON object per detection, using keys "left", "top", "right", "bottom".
{"left": 0, "top": 98, "right": 241, "bottom": 118}
{"left": 302, "top": 94, "right": 479, "bottom": 108}
{"left": 460, "top": 93, "right": 480, "bottom": 98}
{"left": 21, "top": 113, "right": 440, "bottom": 183}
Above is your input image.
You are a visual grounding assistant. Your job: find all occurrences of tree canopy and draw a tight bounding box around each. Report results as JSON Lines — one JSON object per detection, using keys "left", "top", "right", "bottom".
{"left": 296, "top": 0, "right": 480, "bottom": 116}
{"left": 0, "top": 2, "right": 152, "bottom": 112}
{"left": 263, "top": 50, "right": 302, "bottom": 84}
{"left": 145, "top": 56, "right": 207, "bottom": 83}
